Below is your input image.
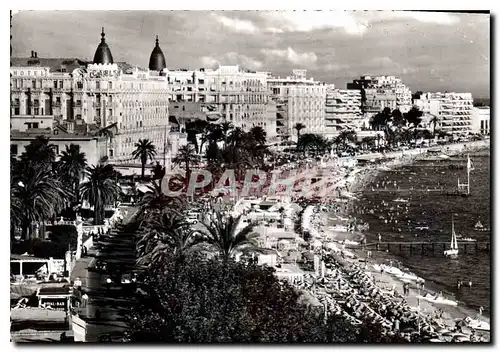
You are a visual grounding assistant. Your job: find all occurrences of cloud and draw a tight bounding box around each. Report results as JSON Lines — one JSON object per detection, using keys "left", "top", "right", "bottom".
{"left": 200, "top": 52, "right": 263, "bottom": 70}
{"left": 368, "top": 56, "right": 397, "bottom": 68}
{"left": 324, "top": 63, "right": 350, "bottom": 72}
{"left": 200, "top": 56, "right": 219, "bottom": 67}
{"left": 261, "top": 47, "right": 318, "bottom": 66}
{"left": 211, "top": 13, "right": 258, "bottom": 34}
{"left": 391, "top": 11, "right": 460, "bottom": 25}
{"left": 263, "top": 11, "right": 368, "bottom": 35}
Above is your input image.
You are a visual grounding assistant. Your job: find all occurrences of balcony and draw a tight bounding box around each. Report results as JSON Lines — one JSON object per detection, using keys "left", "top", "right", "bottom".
{"left": 53, "top": 101, "right": 61, "bottom": 107}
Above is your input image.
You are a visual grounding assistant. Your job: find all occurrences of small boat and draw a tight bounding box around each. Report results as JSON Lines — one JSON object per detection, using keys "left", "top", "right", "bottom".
{"left": 464, "top": 317, "right": 490, "bottom": 331}
{"left": 474, "top": 220, "right": 484, "bottom": 229}
{"left": 444, "top": 215, "right": 459, "bottom": 257}
{"left": 415, "top": 226, "right": 429, "bottom": 231}
{"left": 393, "top": 198, "right": 409, "bottom": 203}
{"left": 460, "top": 237, "right": 476, "bottom": 242}
{"left": 343, "top": 240, "right": 359, "bottom": 246}
{"left": 417, "top": 294, "right": 458, "bottom": 307}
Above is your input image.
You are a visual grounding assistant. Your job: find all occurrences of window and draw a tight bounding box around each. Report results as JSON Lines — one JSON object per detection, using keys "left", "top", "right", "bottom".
{"left": 109, "top": 81, "right": 113, "bottom": 89}
{"left": 14, "top": 108, "right": 19, "bottom": 115}
{"left": 32, "top": 80, "right": 36, "bottom": 88}
{"left": 109, "top": 149, "right": 114, "bottom": 157}
{"left": 53, "top": 145, "right": 59, "bottom": 154}
{"left": 96, "top": 81, "right": 100, "bottom": 89}
{"left": 59, "top": 81, "right": 63, "bottom": 89}
{"left": 139, "top": 121, "right": 143, "bottom": 127}
{"left": 56, "top": 97, "right": 61, "bottom": 103}
{"left": 34, "top": 108, "right": 39, "bottom": 115}
{"left": 10, "top": 144, "right": 18, "bottom": 155}
{"left": 77, "top": 81, "right": 83, "bottom": 89}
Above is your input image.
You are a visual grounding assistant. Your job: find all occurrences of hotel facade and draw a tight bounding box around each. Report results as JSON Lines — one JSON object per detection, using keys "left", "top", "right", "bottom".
{"left": 11, "top": 30, "right": 171, "bottom": 167}
{"left": 268, "top": 70, "right": 326, "bottom": 141}
{"left": 166, "top": 65, "right": 277, "bottom": 139}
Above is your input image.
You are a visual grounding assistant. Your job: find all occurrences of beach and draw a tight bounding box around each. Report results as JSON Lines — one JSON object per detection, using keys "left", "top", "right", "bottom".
{"left": 304, "top": 140, "right": 490, "bottom": 342}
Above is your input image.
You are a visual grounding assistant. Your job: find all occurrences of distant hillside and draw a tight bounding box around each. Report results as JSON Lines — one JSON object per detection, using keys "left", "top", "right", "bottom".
{"left": 473, "top": 98, "right": 490, "bottom": 107}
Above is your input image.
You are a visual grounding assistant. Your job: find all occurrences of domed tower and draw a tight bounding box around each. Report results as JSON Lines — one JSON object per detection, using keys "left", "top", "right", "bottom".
{"left": 148, "top": 35, "right": 166, "bottom": 72}
{"left": 93, "top": 27, "right": 114, "bottom": 65}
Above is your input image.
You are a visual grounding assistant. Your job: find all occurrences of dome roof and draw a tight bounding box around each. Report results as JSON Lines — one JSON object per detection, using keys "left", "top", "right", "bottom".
{"left": 148, "top": 35, "right": 166, "bottom": 71}
{"left": 93, "top": 27, "right": 114, "bottom": 65}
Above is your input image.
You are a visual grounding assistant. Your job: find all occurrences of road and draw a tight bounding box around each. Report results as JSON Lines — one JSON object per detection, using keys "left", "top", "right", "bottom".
{"left": 73, "top": 206, "right": 138, "bottom": 342}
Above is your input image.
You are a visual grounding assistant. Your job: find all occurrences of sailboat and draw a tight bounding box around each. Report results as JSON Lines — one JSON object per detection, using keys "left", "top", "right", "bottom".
{"left": 444, "top": 215, "right": 459, "bottom": 257}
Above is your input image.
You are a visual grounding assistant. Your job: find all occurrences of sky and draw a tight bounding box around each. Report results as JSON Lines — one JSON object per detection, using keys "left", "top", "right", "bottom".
{"left": 11, "top": 10, "right": 490, "bottom": 98}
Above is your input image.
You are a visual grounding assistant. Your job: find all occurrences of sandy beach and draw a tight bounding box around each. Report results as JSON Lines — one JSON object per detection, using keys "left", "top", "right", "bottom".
{"left": 306, "top": 140, "right": 490, "bottom": 342}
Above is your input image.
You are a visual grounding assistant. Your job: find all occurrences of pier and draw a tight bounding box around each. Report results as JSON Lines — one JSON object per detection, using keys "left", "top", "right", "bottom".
{"left": 364, "top": 241, "right": 490, "bottom": 255}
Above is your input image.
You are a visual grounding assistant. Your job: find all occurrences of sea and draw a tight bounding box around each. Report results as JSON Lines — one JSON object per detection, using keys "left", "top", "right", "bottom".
{"left": 351, "top": 150, "right": 491, "bottom": 315}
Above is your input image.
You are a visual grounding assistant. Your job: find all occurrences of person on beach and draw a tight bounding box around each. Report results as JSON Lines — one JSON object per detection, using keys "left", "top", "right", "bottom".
{"left": 378, "top": 233, "right": 382, "bottom": 242}
{"left": 457, "top": 279, "right": 461, "bottom": 290}
{"left": 468, "top": 280, "right": 472, "bottom": 289}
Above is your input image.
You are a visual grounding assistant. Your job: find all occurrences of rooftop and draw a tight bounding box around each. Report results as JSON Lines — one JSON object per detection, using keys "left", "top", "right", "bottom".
{"left": 11, "top": 57, "right": 87, "bottom": 72}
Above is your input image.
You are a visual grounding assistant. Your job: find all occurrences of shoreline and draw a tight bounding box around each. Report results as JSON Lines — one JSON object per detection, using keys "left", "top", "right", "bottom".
{"left": 329, "top": 141, "right": 490, "bottom": 338}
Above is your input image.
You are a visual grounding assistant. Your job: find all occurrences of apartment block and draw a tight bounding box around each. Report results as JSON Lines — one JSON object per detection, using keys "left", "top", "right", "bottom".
{"left": 347, "top": 75, "right": 412, "bottom": 114}
{"left": 166, "top": 65, "right": 276, "bottom": 139}
{"left": 324, "top": 86, "right": 363, "bottom": 137}
{"left": 268, "top": 70, "right": 326, "bottom": 141}
{"left": 414, "top": 92, "right": 474, "bottom": 136}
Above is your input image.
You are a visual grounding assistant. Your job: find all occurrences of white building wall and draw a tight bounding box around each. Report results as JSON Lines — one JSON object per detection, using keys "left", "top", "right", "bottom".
{"left": 268, "top": 72, "right": 326, "bottom": 141}
{"left": 471, "top": 106, "right": 490, "bottom": 135}
{"left": 166, "top": 65, "right": 270, "bottom": 133}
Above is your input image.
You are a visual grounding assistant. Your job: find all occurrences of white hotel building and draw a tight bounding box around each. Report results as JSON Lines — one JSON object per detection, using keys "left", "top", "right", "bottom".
{"left": 268, "top": 70, "right": 326, "bottom": 141}
{"left": 414, "top": 92, "right": 474, "bottom": 136}
{"left": 165, "top": 65, "right": 276, "bottom": 139}
{"left": 11, "top": 30, "right": 172, "bottom": 167}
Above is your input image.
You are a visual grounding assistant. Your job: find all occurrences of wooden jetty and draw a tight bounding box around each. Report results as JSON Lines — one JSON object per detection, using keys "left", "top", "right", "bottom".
{"left": 364, "top": 241, "right": 489, "bottom": 255}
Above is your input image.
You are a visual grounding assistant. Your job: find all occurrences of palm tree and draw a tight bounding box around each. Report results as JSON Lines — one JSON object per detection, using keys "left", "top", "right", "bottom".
{"left": 220, "top": 121, "right": 234, "bottom": 147}
{"left": 430, "top": 115, "right": 439, "bottom": 137}
{"left": 132, "top": 139, "right": 157, "bottom": 180}
{"left": 80, "top": 164, "right": 121, "bottom": 225}
{"left": 11, "top": 166, "right": 69, "bottom": 240}
{"left": 58, "top": 144, "right": 87, "bottom": 204}
{"left": 136, "top": 211, "right": 202, "bottom": 268}
{"left": 19, "top": 135, "right": 57, "bottom": 170}
{"left": 293, "top": 123, "right": 306, "bottom": 143}
{"left": 172, "top": 145, "right": 201, "bottom": 177}
{"left": 228, "top": 127, "right": 245, "bottom": 148}
{"left": 249, "top": 126, "right": 267, "bottom": 146}
{"left": 199, "top": 213, "right": 261, "bottom": 261}
{"left": 336, "top": 130, "right": 357, "bottom": 151}
{"left": 136, "top": 181, "right": 187, "bottom": 223}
